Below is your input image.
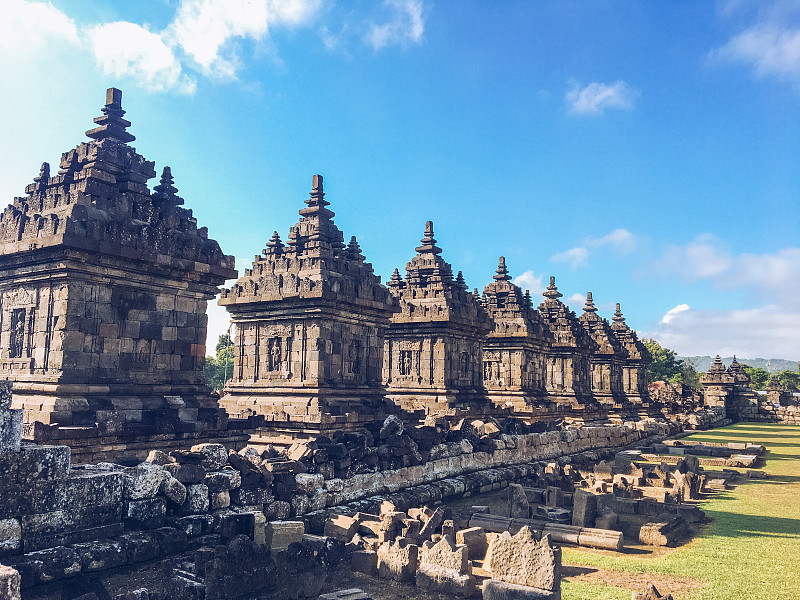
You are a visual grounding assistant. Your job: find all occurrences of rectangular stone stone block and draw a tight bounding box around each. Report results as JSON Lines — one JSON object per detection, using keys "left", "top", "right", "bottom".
{"left": 16, "top": 445, "right": 70, "bottom": 484}
{"left": 264, "top": 520, "right": 304, "bottom": 552}
{"left": 0, "top": 564, "right": 20, "bottom": 599}
{"left": 571, "top": 491, "right": 596, "bottom": 528}
{"left": 482, "top": 579, "right": 561, "bottom": 600}
{"left": 0, "top": 519, "right": 21, "bottom": 557}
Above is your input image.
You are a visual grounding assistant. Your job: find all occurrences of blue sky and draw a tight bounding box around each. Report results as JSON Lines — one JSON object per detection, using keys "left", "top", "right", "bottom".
{"left": 2, "top": 0, "right": 799, "bottom": 361}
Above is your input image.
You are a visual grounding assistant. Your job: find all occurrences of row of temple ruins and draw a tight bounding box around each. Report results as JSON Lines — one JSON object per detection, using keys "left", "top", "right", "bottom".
{"left": 0, "top": 89, "right": 793, "bottom": 463}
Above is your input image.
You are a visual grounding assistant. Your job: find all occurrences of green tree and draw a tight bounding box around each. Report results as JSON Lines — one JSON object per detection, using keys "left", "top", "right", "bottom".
{"left": 204, "top": 333, "right": 234, "bottom": 392}
{"left": 777, "top": 370, "right": 800, "bottom": 391}
{"left": 741, "top": 364, "right": 770, "bottom": 390}
{"left": 643, "top": 338, "right": 686, "bottom": 384}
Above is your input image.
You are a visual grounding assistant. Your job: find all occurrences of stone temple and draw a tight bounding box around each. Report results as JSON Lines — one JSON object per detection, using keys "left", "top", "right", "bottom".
{"left": 0, "top": 89, "right": 242, "bottom": 461}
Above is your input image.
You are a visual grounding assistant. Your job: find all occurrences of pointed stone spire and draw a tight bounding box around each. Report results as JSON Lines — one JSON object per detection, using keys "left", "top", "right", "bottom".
{"left": 455, "top": 270, "right": 467, "bottom": 291}
{"left": 388, "top": 268, "right": 403, "bottom": 288}
{"left": 415, "top": 220, "right": 443, "bottom": 255}
{"left": 347, "top": 236, "right": 364, "bottom": 260}
{"left": 266, "top": 231, "right": 284, "bottom": 254}
{"left": 33, "top": 162, "right": 50, "bottom": 189}
{"left": 612, "top": 303, "right": 625, "bottom": 324}
{"left": 524, "top": 289, "right": 532, "bottom": 308}
{"left": 583, "top": 292, "right": 597, "bottom": 313}
{"left": 542, "top": 276, "right": 563, "bottom": 300}
{"left": 473, "top": 287, "right": 480, "bottom": 300}
{"left": 299, "top": 174, "right": 334, "bottom": 219}
{"left": 286, "top": 226, "right": 301, "bottom": 252}
{"left": 493, "top": 256, "right": 511, "bottom": 282}
{"left": 85, "top": 88, "right": 135, "bottom": 143}
{"left": 152, "top": 166, "right": 184, "bottom": 205}
{"left": 708, "top": 355, "right": 726, "bottom": 373}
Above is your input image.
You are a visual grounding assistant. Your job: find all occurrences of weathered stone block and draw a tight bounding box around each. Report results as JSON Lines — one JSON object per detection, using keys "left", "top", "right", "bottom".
{"left": 210, "top": 490, "right": 230, "bottom": 510}
{"left": 295, "top": 473, "right": 324, "bottom": 495}
{"left": 0, "top": 519, "right": 22, "bottom": 556}
{"left": 16, "top": 445, "right": 70, "bottom": 484}
{"left": 123, "top": 463, "right": 168, "bottom": 500}
{"left": 482, "top": 579, "right": 560, "bottom": 600}
{"left": 72, "top": 540, "right": 127, "bottom": 572}
{"left": 151, "top": 527, "right": 188, "bottom": 555}
{"left": 160, "top": 476, "right": 187, "bottom": 504}
{"left": 179, "top": 484, "right": 209, "bottom": 515}
{"left": 124, "top": 498, "right": 167, "bottom": 529}
{"left": 324, "top": 514, "right": 359, "bottom": 541}
{"left": 164, "top": 463, "right": 206, "bottom": 484}
{"left": 204, "top": 469, "right": 241, "bottom": 491}
{"left": 231, "top": 486, "right": 272, "bottom": 506}
{"left": 0, "top": 564, "right": 20, "bottom": 599}
{"left": 350, "top": 550, "right": 378, "bottom": 576}
{"left": 508, "top": 484, "right": 530, "bottom": 519}
{"left": 191, "top": 443, "right": 228, "bottom": 471}
{"left": 264, "top": 520, "right": 304, "bottom": 552}
{"left": 118, "top": 532, "right": 160, "bottom": 563}
{"left": 571, "top": 491, "right": 596, "bottom": 528}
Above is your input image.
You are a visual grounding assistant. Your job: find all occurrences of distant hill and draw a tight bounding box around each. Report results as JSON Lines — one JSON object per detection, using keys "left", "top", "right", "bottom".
{"left": 680, "top": 356, "right": 799, "bottom": 373}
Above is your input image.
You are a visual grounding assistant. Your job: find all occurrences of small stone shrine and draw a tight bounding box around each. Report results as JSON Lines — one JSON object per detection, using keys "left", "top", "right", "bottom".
{"left": 218, "top": 175, "right": 400, "bottom": 444}
{"left": 537, "top": 277, "right": 595, "bottom": 406}
{"left": 609, "top": 303, "right": 651, "bottom": 404}
{"left": 384, "top": 221, "right": 494, "bottom": 415}
{"left": 481, "top": 257, "right": 551, "bottom": 414}
{"left": 700, "top": 355, "right": 759, "bottom": 419}
{"left": 0, "top": 88, "right": 237, "bottom": 456}
{"left": 579, "top": 292, "right": 627, "bottom": 407}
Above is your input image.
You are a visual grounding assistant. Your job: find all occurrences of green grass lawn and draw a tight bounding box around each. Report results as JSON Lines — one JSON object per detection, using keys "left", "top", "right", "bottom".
{"left": 561, "top": 423, "right": 800, "bottom": 600}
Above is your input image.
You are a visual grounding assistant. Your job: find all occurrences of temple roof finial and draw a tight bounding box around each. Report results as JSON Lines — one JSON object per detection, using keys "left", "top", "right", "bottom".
{"left": 152, "top": 166, "right": 184, "bottom": 205}
{"left": 415, "top": 220, "right": 443, "bottom": 255}
{"left": 33, "top": 162, "right": 50, "bottom": 189}
{"left": 266, "top": 231, "right": 284, "bottom": 254}
{"left": 583, "top": 291, "right": 597, "bottom": 313}
{"left": 299, "top": 174, "right": 335, "bottom": 220}
{"left": 543, "top": 275, "right": 562, "bottom": 300}
{"left": 347, "top": 236, "right": 364, "bottom": 260}
{"left": 612, "top": 302, "right": 625, "bottom": 323}
{"left": 524, "top": 289, "right": 532, "bottom": 308}
{"left": 388, "top": 267, "right": 403, "bottom": 287}
{"left": 85, "top": 87, "right": 135, "bottom": 143}
{"left": 494, "top": 256, "right": 511, "bottom": 282}
{"left": 455, "top": 270, "right": 467, "bottom": 290}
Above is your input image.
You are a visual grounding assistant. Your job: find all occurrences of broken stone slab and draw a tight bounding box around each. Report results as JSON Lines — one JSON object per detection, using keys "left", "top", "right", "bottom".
{"left": 485, "top": 528, "right": 560, "bottom": 592}
{"left": 638, "top": 517, "right": 689, "bottom": 547}
{"left": 376, "top": 538, "right": 418, "bottom": 582}
{"left": 482, "top": 579, "right": 561, "bottom": 600}
{"left": 508, "top": 483, "right": 530, "bottom": 519}
{"left": 17, "top": 445, "right": 70, "bottom": 484}
{"left": 419, "top": 506, "right": 446, "bottom": 541}
{"left": 457, "top": 527, "right": 487, "bottom": 560}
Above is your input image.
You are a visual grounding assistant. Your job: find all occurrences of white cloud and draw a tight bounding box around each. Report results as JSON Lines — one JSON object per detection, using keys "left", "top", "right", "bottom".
{"left": 550, "top": 228, "right": 637, "bottom": 270}
{"left": 551, "top": 246, "right": 589, "bottom": 270}
{"left": 513, "top": 270, "right": 545, "bottom": 297}
{"left": 646, "top": 305, "right": 800, "bottom": 360}
{"left": 89, "top": 22, "right": 196, "bottom": 94}
{"left": 592, "top": 228, "right": 637, "bottom": 253}
{"left": 0, "top": 0, "right": 79, "bottom": 52}
{"left": 567, "top": 293, "right": 586, "bottom": 306}
{"left": 661, "top": 303, "right": 690, "bottom": 324}
{"left": 365, "top": 0, "right": 425, "bottom": 50}
{"left": 714, "top": 22, "right": 800, "bottom": 86}
{"left": 652, "top": 234, "right": 732, "bottom": 282}
{"left": 166, "top": 0, "right": 321, "bottom": 78}
{"left": 566, "top": 80, "right": 640, "bottom": 115}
